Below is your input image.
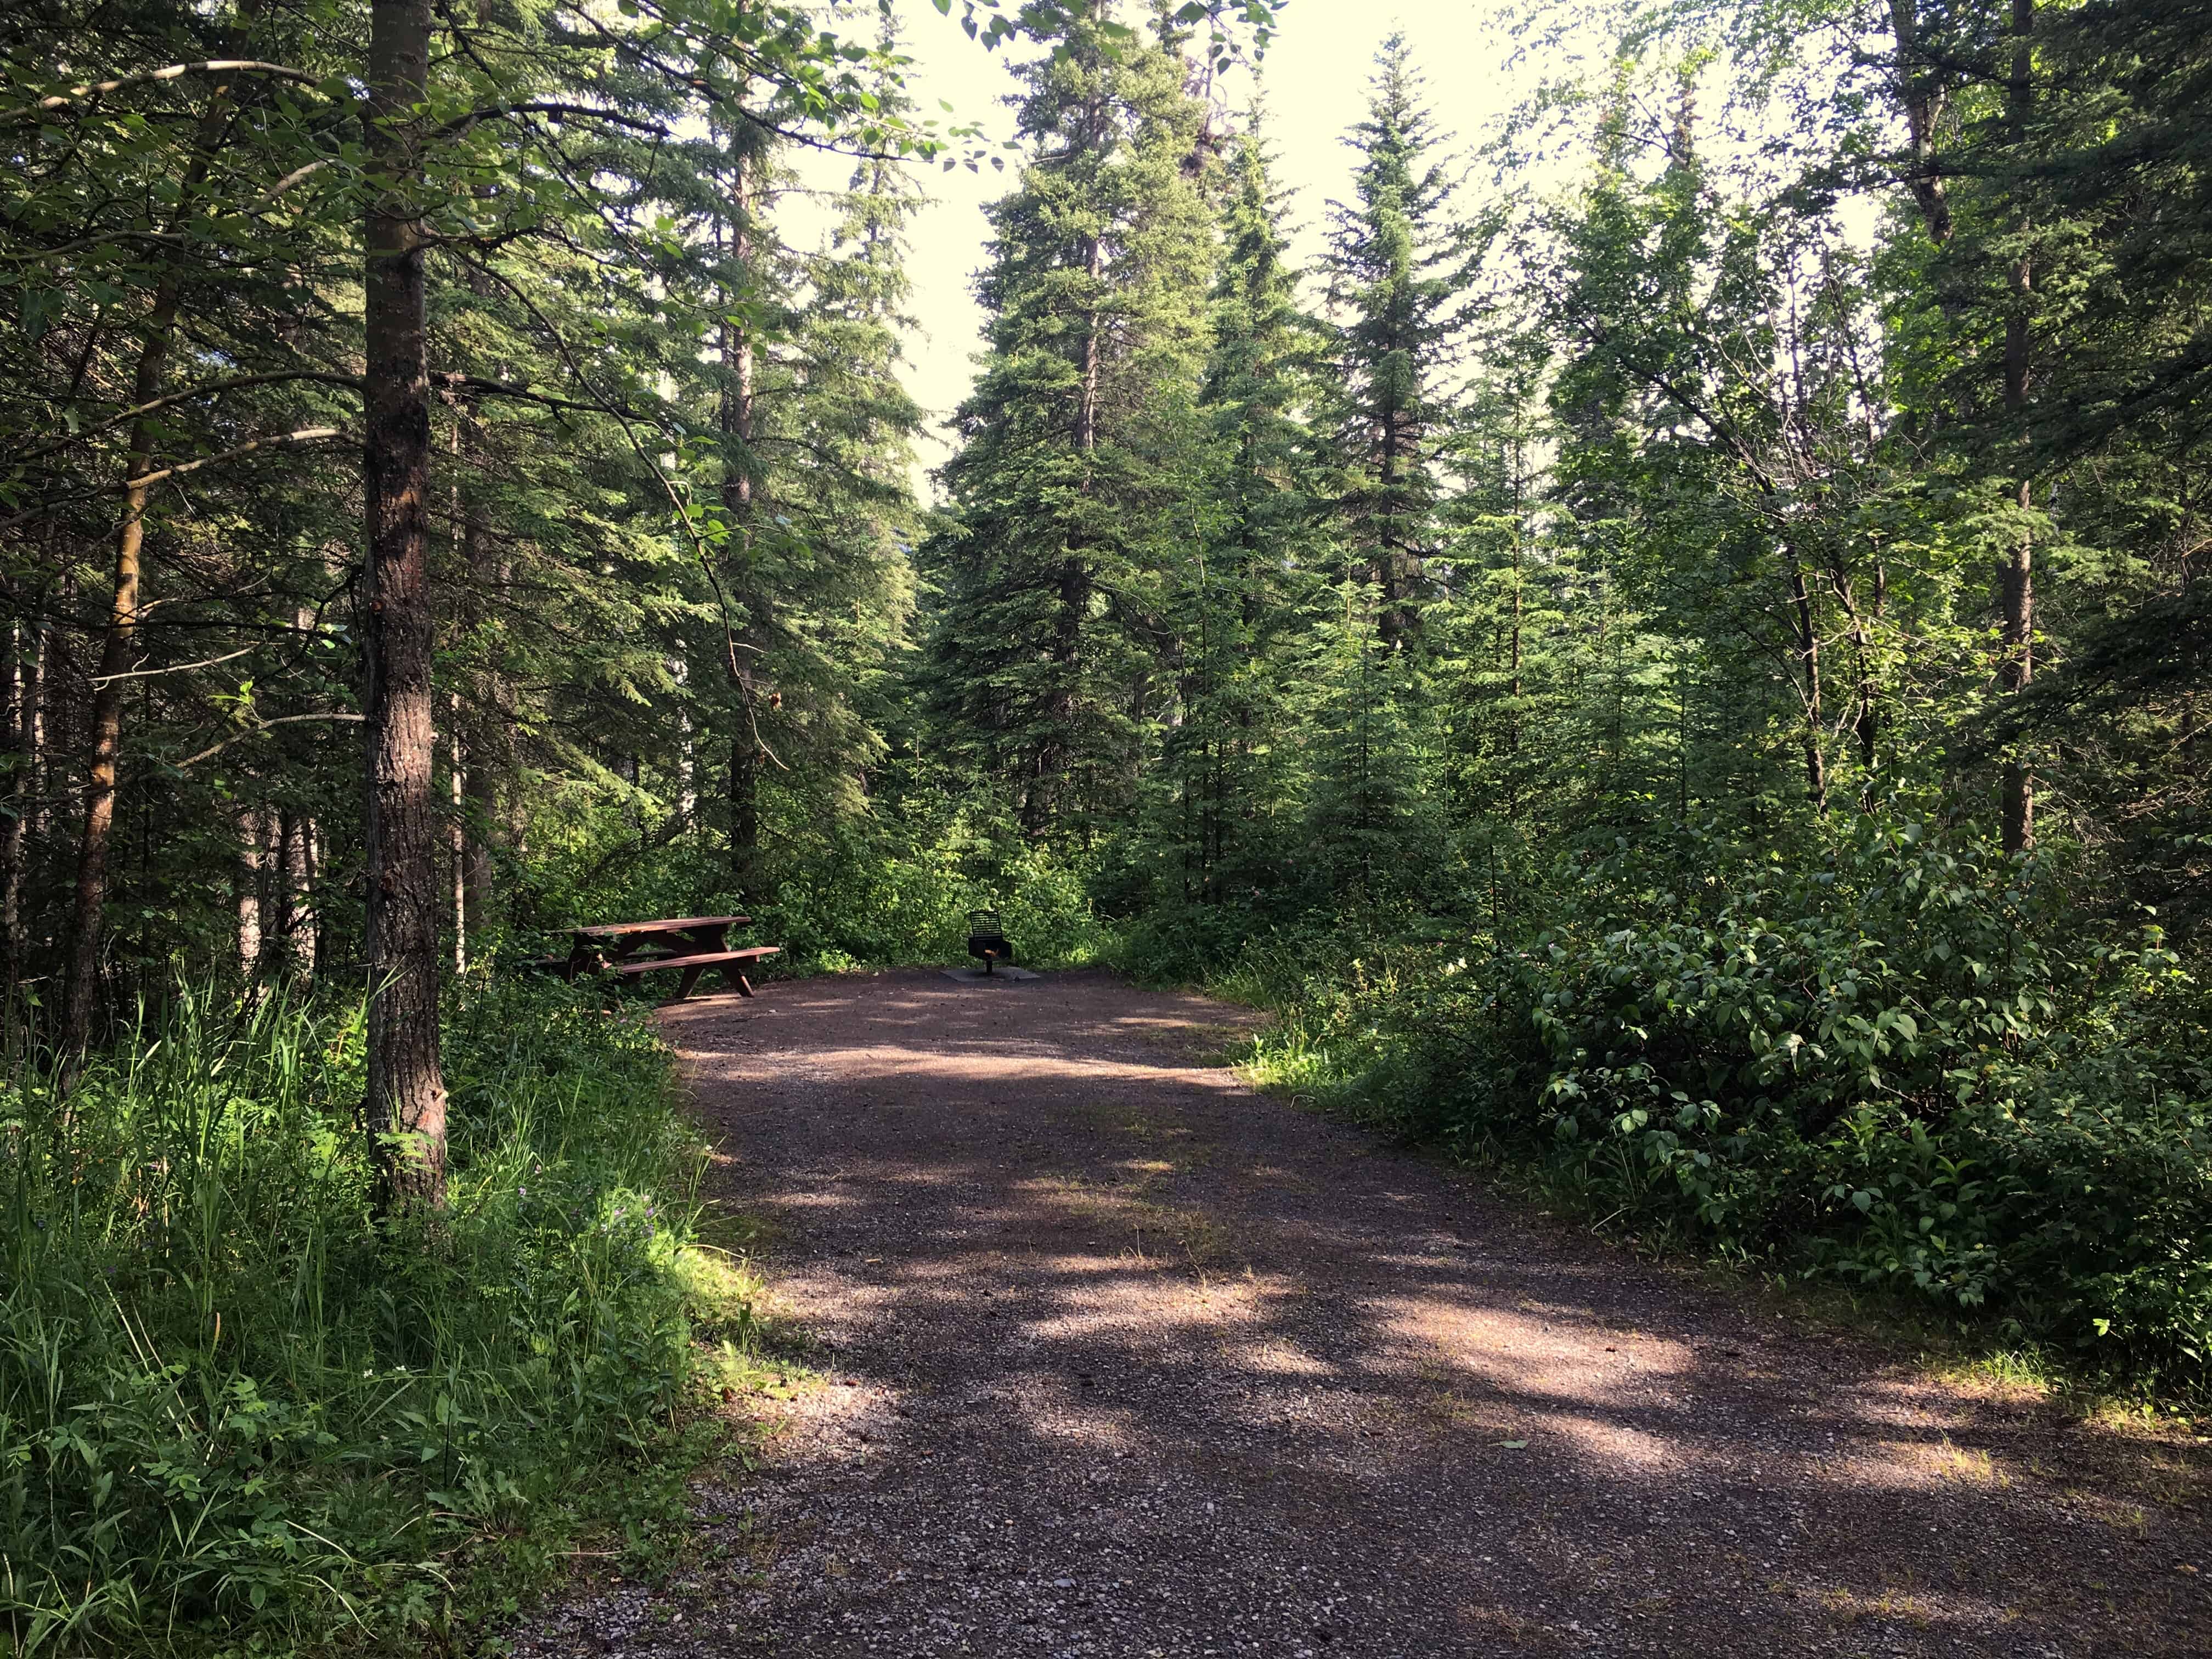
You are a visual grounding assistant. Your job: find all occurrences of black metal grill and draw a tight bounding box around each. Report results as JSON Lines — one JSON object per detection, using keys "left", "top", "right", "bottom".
{"left": 966, "top": 908, "right": 1013, "bottom": 975}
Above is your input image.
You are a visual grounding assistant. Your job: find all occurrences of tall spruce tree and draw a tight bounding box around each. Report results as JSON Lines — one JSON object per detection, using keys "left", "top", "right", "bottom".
{"left": 922, "top": 2, "right": 1217, "bottom": 836}
{"left": 1320, "top": 33, "right": 1479, "bottom": 649}
{"left": 1152, "top": 120, "right": 1324, "bottom": 905}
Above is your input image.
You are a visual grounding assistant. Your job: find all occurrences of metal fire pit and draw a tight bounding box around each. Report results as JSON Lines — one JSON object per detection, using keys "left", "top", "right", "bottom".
{"left": 966, "top": 907, "right": 1013, "bottom": 975}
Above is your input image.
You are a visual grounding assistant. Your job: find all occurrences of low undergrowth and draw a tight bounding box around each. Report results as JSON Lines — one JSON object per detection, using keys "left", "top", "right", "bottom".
{"left": 1, "top": 977, "right": 759, "bottom": 1655}
{"left": 1182, "top": 819, "right": 2212, "bottom": 1401}
{"left": 514, "top": 771, "right": 1114, "bottom": 981}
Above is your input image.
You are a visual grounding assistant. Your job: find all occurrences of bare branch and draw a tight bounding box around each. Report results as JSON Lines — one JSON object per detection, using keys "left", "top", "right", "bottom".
{"left": 123, "top": 425, "right": 348, "bottom": 492}
{"left": 0, "top": 425, "right": 352, "bottom": 532}
{"left": 92, "top": 645, "right": 257, "bottom": 686}
{"left": 171, "top": 712, "right": 365, "bottom": 769}
{"left": 435, "top": 100, "right": 670, "bottom": 139}
{"left": 22, "top": 373, "right": 361, "bottom": 461}
{"left": 2, "top": 61, "right": 330, "bottom": 122}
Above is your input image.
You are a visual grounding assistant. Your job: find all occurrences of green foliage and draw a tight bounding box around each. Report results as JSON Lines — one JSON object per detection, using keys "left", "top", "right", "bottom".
{"left": 511, "top": 767, "right": 1111, "bottom": 979}
{"left": 7, "top": 0, "right": 2210, "bottom": 1462}
{"left": 0, "top": 978, "right": 742, "bottom": 1652}
{"left": 918, "top": 5, "right": 1218, "bottom": 835}
{"left": 1236, "top": 820, "right": 2212, "bottom": 1390}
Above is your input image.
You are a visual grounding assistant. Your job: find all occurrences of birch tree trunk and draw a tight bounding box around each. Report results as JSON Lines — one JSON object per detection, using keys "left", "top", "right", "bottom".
{"left": 0, "top": 624, "right": 21, "bottom": 999}
{"left": 2000, "top": 0, "right": 2036, "bottom": 855}
{"left": 237, "top": 811, "right": 265, "bottom": 978}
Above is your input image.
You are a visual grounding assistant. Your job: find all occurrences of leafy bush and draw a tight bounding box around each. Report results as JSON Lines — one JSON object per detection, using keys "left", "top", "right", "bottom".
{"left": 1, "top": 977, "right": 736, "bottom": 1653}
{"left": 1237, "top": 819, "right": 2212, "bottom": 1391}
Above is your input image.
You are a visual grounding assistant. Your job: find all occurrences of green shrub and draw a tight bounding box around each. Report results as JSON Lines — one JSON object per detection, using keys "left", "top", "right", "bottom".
{"left": 510, "top": 776, "right": 1113, "bottom": 977}
{"left": 1235, "top": 819, "right": 2212, "bottom": 1392}
{"left": 0, "top": 977, "right": 730, "bottom": 1653}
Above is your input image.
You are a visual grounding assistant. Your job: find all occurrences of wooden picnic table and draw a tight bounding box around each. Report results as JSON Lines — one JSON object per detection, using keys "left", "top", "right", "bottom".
{"left": 570, "top": 915, "right": 751, "bottom": 951}
{"left": 539, "top": 914, "right": 778, "bottom": 1001}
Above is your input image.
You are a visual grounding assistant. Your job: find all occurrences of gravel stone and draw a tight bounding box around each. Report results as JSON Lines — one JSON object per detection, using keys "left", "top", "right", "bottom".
{"left": 506, "top": 969, "right": 2212, "bottom": 1657}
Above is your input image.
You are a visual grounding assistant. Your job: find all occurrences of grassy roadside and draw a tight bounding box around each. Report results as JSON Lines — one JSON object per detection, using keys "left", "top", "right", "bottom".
{"left": 0, "top": 978, "right": 776, "bottom": 1657}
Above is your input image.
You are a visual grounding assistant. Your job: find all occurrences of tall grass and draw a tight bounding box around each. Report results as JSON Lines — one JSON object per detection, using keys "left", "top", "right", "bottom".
{"left": 1, "top": 977, "right": 736, "bottom": 1654}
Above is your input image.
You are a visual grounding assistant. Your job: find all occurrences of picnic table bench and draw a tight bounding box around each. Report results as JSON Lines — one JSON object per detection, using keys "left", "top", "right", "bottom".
{"left": 528, "top": 915, "right": 778, "bottom": 1002}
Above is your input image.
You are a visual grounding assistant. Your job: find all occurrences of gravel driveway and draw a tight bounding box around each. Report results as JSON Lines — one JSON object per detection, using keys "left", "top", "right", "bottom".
{"left": 511, "top": 968, "right": 2212, "bottom": 1657}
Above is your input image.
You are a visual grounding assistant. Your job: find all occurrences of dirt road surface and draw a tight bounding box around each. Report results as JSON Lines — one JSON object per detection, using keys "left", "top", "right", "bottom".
{"left": 511, "top": 969, "right": 2212, "bottom": 1657}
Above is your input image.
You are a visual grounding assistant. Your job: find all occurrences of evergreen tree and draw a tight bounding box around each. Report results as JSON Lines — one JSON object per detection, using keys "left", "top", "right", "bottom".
{"left": 1295, "top": 577, "right": 1442, "bottom": 909}
{"left": 1319, "top": 33, "right": 1479, "bottom": 648}
{"left": 922, "top": 2, "right": 1217, "bottom": 836}
{"left": 1153, "top": 120, "right": 1325, "bottom": 905}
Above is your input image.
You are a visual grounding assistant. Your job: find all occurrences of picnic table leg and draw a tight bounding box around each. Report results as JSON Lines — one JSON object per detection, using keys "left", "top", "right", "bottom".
{"left": 673, "top": 963, "right": 706, "bottom": 1002}
{"left": 719, "top": 962, "right": 755, "bottom": 997}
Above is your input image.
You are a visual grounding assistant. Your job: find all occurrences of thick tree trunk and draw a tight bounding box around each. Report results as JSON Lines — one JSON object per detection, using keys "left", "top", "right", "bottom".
{"left": 1889, "top": 0, "right": 1954, "bottom": 247}
{"left": 362, "top": 0, "right": 448, "bottom": 1211}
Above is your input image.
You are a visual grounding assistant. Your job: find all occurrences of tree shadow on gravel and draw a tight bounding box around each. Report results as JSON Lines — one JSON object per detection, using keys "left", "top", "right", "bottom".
{"left": 622, "top": 971, "right": 2212, "bottom": 1659}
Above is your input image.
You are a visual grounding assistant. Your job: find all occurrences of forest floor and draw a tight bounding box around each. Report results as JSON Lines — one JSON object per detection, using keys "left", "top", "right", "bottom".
{"left": 508, "top": 969, "right": 2212, "bottom": 1658}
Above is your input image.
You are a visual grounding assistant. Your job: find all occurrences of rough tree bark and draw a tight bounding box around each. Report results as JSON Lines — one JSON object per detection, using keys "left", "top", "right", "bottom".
{"left": 362, "top": 0, "right": 448, "bottom": 1210}
{"left": 1888, "top": 0, "right": 1954, "bottom": 247}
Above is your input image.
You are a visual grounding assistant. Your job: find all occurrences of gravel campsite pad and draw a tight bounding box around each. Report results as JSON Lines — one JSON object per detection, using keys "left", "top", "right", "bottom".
{"left": 511, "top": 969, "right": 2212, "bottom": 1657}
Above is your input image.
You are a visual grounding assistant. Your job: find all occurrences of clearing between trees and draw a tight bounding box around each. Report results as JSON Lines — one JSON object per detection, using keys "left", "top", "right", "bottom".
{"left": 514, "top": 972, "right": 2212, "bottom": 1658}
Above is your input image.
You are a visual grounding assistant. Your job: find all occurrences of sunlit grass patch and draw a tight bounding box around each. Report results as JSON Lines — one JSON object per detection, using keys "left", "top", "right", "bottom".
{"left": 0, "top": 978, "right": 770, "bottom": 1655}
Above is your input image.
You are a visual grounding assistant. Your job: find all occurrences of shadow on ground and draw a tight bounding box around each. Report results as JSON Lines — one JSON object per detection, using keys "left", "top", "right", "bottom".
{"left": 512, "top": 969, "right": 2212, "bottom": 1659}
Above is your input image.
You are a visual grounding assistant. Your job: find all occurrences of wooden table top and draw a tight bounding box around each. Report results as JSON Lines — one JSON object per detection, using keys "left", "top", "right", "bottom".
{"left": 569, "top": 915, "right": 752, "bottom": 938}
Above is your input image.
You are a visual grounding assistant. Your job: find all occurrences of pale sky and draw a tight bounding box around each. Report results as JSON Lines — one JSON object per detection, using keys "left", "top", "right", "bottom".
{"left": 815, "top": 1, "right": 1532, "bottom": 489}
